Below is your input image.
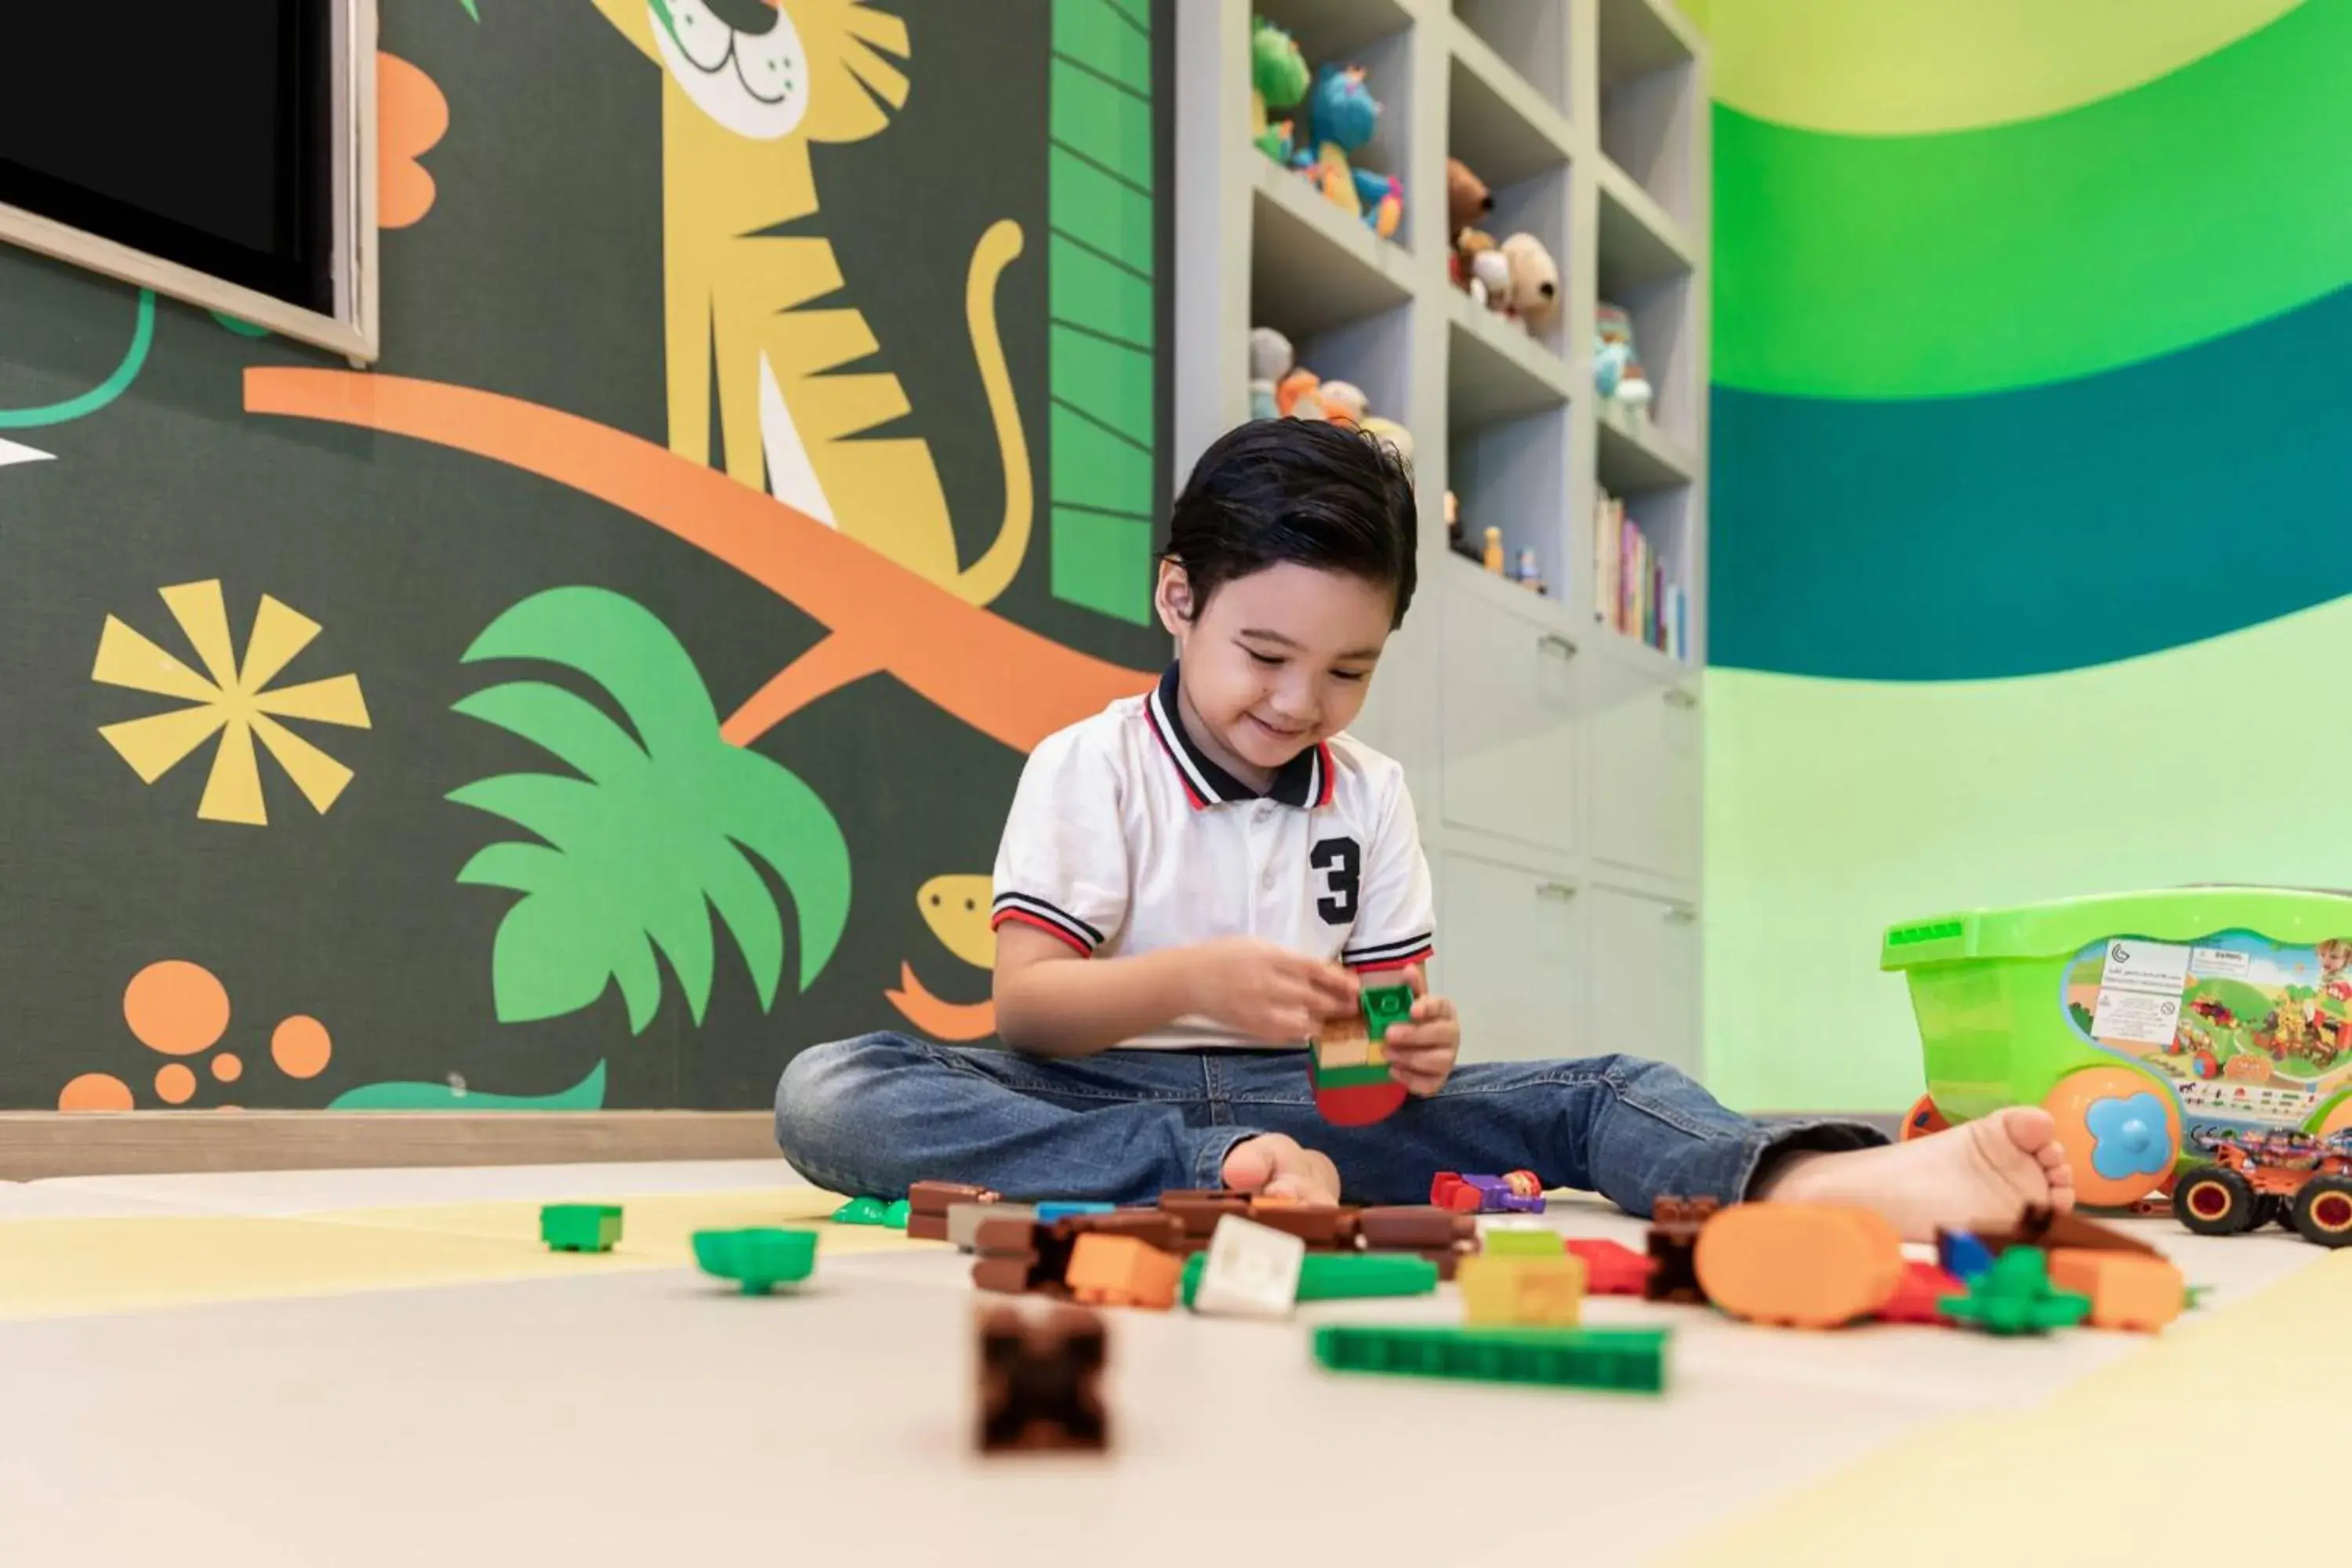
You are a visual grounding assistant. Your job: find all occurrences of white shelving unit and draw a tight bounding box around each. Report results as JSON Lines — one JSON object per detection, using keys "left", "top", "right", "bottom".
{"left": 1174, "top": 0, "right": 1711, "bottom": 1076}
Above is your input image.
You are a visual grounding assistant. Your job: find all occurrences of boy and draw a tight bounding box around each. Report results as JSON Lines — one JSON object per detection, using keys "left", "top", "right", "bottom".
{"left": 775, "top": 422, "right": 2072, "bottom": 1238}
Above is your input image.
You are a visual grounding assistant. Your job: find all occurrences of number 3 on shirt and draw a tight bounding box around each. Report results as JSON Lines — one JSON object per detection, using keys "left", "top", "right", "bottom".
{"left": 1312, "top": 837, "right": 1360, "bottom": 925}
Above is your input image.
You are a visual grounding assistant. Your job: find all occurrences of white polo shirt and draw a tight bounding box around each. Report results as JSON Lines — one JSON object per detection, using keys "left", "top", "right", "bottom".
{"left": 989, "top": 663, "right": 1436, "bottom": 1051}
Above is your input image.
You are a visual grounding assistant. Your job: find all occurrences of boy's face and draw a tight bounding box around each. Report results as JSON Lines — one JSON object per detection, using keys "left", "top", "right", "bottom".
{"left": 1156, "top": 561, "right": 1393, "bottom": 784}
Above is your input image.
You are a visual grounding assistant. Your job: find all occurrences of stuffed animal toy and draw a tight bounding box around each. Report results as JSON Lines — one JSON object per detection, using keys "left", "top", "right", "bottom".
{"left": 1497, "top": 233, "right": 1559, "bottom": 334}
{"left": 1318, "top": 380, "right": 1370, "bottom": 428}
{"left": 1594, "top": 302, "right": 1650, "bottom": 416}
{"left": 1250, "top": 16, "right": 1311, "bottom": 163}
{"left": 1446, "top": 158, "right": 1493, "bottom": 242}
{"left": 1249, "top": 326, "right": 1293, "bottom": 420}
{"left": 1295, "top": 65, "right": 1402, "bottom": 237}
{"left": 1460, "top": 231, "right": 1507, "bottom": 309}
{"left": 1276, "top": 366, "right": 1324, "bottom": 421}
{"left": 1360, "top": 416, "right": 1414, "bottom": 463}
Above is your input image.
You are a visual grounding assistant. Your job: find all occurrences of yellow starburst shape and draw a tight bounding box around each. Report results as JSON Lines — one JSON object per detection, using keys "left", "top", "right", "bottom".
{"left": 92, "top": 580, "right": 370, "bottom": 826}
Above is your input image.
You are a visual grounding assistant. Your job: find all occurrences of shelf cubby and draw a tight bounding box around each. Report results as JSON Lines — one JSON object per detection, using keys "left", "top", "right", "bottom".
{"left": 1452, "top": 0, "right": 1571, "bottom": 121}
{"left": 1450, "top": 403, "right": 1573, "bottom": 607}
{"left": 1595, "top": 0, "right": 1700, "bottom": 227}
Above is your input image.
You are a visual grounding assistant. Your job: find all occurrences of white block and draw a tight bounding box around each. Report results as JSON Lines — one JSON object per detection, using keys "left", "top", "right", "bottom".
{"left": 1191, "top": 1214, "right": 1305, "bottom": 1319}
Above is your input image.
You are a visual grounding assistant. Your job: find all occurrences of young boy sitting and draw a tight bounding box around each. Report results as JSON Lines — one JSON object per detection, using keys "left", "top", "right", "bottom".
{"left": 775, "top": 420, "right": 2073, "bottom": 1239}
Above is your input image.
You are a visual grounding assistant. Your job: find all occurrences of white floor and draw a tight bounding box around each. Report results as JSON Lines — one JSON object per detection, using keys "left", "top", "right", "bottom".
{"left": 0, "top": 1163, "right": 2321, "bottom": 1568}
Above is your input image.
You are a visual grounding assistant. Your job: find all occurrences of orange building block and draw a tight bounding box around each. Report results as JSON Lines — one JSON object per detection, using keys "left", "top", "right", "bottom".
{"left": 1065, "top": 1232, "right": 1181, "bottom": 1310}
{"left": 2045, "top": 1247, "right": 2183, "bottom": 1333}
{"left": 1693, "top": 1202, "right": 1904, "bottom": 1329}
{"left": 1457, "top": 1253, "right": 1587, "bottom": 1326}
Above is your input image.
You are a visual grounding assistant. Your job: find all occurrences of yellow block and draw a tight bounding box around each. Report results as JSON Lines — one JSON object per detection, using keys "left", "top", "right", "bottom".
{"left": 0, "top": 1188, "right": 938, "bottom": 1321}
{"left": 1458, "top": 1253, "right": 1585, "bottom": 1327}
{"left": 1661, "top": 1250, "right": 2352, "bottom": 1564}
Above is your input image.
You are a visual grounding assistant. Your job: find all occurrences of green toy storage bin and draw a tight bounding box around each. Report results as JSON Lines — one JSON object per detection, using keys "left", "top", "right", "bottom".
{"left": 1882, "top": 887, "right": 2352, "bottom": 1207}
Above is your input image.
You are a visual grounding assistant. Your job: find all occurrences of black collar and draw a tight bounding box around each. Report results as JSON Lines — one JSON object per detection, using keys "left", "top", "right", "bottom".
{"left": 1145, "top": 664, "right": 1330, "bottom": 810}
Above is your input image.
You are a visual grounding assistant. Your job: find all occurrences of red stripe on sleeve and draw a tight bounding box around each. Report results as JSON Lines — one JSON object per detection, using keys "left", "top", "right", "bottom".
{"left": 989, "top": 908, "right": 1093, "bottom": 956}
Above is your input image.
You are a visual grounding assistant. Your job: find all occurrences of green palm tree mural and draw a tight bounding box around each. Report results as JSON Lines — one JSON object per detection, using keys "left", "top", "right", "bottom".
{"left": 449, "top": 586, "right": 851, "bottom": 1032}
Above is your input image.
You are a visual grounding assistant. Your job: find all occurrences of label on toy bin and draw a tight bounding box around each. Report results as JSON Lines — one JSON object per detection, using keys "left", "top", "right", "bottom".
{"left": 2063, "top": 929, "right": 2352, "bottom": 1130}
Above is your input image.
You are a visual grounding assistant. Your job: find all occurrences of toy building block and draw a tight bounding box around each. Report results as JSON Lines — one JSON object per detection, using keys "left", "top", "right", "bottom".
{"left": 1458, "top": 1254, "right": 1587, "bottom": 1327}
{"left": 1296, "top": 1252, "right": 1439, "bottom": 1301}
{"left": 1939, "top": 1247, "right": 2091, "bottom": 1336}
{"left": 977, "top": 1305, "right": 1109, "bottom": 1454}
{"left": 1432, "top": 1170, "right": 1546, "bottom": 1214}
{"left": 1243, "top": 1197, "right": 1358, "bottom": 1250}
{"left": 1036, "top": 1200, "right": 1115, "bottom": 1223}
{"left": 907, "top": 1181, "right": 998, "bottom": 1242}
{"left": 950, "top": 1201, "right": 1035, "bottom": 1252}
{"left": 1065, "top": 1232, "right": 1182, "bottom": 1310}
{"left": 1311, "top": 982, "right": 1414, "bottom": 1127}
{"left": 1936, "top": 1229, "right": 1998, "bottom": 1281}
{"left": 1054, "top": 1208, "right": 1187, "bottom": 1258}
{"left": 1876, "top": 1260, "right": 1966, "bottom": 1326}
{"left": 1156, "top": 1188, "right": 1254, "bottom": 1246}
{"left": 830, "top": 1196, "right": 893, "bottom": 1225}
{"left": 1186, "top": 1214, "right": 1307, "bottom": 1319}
{"left": 1483, "top": 1225, "right": 1564, "bottom": 1258}
{"left": 973, "top": 1214, "right": 1048, "bottom": 1295}
{"left": 691, "top": 1227, "right": 817, "bottom": 1296}
{"left": 1693, "top": 1203, "right": 1903, "bottom": 1330}
{"left": 1563, "top": 1238, "right": 1656, "bottom": 1296}
{"left": 2045, "top": 1247, "right": 2184, "bottom": 1333}
{"left": 1978, "top": 1204, "right": 2159, "bottom": 1258}
{"left": 882, "top": 1199, "right": 911, "bottom": 1229}
{"left": 1643, "top": 1196, "right": 1718, "bottom": 1305}
{"left": 539, "top": 1203, "right": 622, "bottom": 1254}
{"left": 1359, "top": 1205, "right": 1479, "bottom": 1279}
{"left": 1314, "top": 1324, "right": 1668, "bottom": 1395}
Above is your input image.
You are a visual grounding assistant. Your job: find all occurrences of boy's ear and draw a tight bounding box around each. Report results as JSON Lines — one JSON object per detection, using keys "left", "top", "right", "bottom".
{"left": 1154, "top": 560, "right": 1195, "bottom": 634}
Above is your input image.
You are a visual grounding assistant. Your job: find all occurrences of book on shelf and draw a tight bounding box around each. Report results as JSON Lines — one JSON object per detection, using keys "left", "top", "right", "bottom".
{"left": 1593, "top": 485, "right": 1686, "bottom": 662}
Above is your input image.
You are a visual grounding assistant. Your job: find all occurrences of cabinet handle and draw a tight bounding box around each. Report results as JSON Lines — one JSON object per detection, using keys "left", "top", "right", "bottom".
{"left": 1663, "top": 688, "right": 1698, "bottom": 710}
{"left": 1537, "top": 633, "right": 1579, "bottom": 661}
{"left": 1537, "top": 882, "right": 1578, "bottom": 902}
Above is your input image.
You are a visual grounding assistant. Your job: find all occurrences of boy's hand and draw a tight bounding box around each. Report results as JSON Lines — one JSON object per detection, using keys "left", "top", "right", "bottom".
{"left": 1381, "top": 965, "right": 1458, "bottom": 1095}
{"left": 1187, "top": 938, "right": 1360, "bottom": 1044}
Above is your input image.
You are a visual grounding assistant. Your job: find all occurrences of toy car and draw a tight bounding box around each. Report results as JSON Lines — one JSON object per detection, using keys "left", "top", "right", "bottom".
{"left": 2174, "top": 1125, "right": 2352, "bottom": 1247}
{"left": 1882, "top": 889, "right": 2352, "bottom": 1207}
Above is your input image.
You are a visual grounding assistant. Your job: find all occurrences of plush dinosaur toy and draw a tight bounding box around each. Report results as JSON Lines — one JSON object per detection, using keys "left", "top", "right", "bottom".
{"left": 1294, "top": 64, "right": 1403, "bottom": 238}
{"left": 1250, "top": 16, "right": 1311, "bottom": 162}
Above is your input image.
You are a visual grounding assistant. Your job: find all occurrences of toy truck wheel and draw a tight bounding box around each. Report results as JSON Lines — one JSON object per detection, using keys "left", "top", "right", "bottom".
{"left": 2290, "top": 1176, "right": 2352, "bottom": 1247}
{"left": 2042, "top": 1065, "right": 2181, "bottom": 1208}
{"left": 2176, "top": 1167, "right": 2257, "bottom": 1236}
{"left": 1900, "top": 1094, "right": 1949, "bottom": 1142}
{"left": 2256, "top": 1196, "right": 2292, "bottom": 1231}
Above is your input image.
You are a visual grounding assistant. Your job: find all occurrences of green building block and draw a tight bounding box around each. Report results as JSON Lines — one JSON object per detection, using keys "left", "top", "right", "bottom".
{"left": 830, "top": 1196, "right": 893, "bottom": 1225}
{"left": 882, "top": 1199, "right": 911, "bottom": 1230}
{"left": 1483, "top": 1228, "right": 1563, "bottom": 1257}
{"left": 1939, "top": 1247, "right": 2091, "bottom": 1336}
{"left": 1361, "top": 983, "right": 1414, "bottom": 1042}
{"left": 539, "top": 1203, "right": 622, "bottom": 1253}
{"left": 692, "top": 1227, "right": 818, "bottom": 1296}
{"left": 1178, "top": 1250, "right": 1439, "bottom": 1308}
{"left": 1314, "top": 1324, "right": 1668, "bottom": 1394}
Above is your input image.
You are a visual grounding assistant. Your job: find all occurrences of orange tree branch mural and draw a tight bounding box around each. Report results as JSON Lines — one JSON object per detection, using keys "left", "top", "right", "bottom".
{"left": 449, "top": 585, "right": 851, "bottom": 1031}
{"left": 243, "top": 369, "right": 1153, "bottom": 753}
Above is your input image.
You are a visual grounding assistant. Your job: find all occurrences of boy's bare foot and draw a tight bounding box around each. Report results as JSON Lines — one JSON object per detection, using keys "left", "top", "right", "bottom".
{"left": 1221, "top": 1133, "right": 1342, "bottom": 1205}
{"left": 1753, "top": 1106, "right": 2076, "bottom": 1243}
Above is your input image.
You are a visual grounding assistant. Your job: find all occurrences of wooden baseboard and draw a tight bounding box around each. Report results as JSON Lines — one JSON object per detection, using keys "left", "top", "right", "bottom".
{"left": 0, "top": 1111, "right": 779, "bottom": 1181}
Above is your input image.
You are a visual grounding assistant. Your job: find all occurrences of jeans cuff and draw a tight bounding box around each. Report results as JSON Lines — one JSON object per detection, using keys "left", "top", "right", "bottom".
{"left": 1738, "top": 1117, "right": 1891, "bottom": 1200}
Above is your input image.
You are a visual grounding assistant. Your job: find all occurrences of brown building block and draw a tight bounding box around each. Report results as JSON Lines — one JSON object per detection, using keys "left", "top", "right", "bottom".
{"left": 973, "top": 1214, "right": 1041, "bottom": 1256}
{"left": 1157, "top": 1189, "right": 1254, "bottom": 1243}
{"left": 1065, "top": 1232, "right": 1182, "bottom": 1310}
{"left": 1359, "top": 1206, "right": 1476, "bottom": 1250}
{"left": 949, "top": 1201, "right": 1034, "bottom": 1251}
{"left": 909, "top": 1181, "right": 998, "bottom": 1242}
{"left": 1983, "top": 1206, "right": 2160, "bottom": 1258}
{"left": 2047, "top": 1247, "right": 2184, "bottom": 1333}
{"left": 1693, "top": 1203, "right": 1904, "bottom": 1329}
{"left": 1052, "top": 1209, "right": 1187, "bottom": 1254}
{"left": 972, "top": 1255, "right": 1036, "bottom": 1294}
{"left": 1244, "top": 1199, "right": 1358, "bottom": 1249}
{"left": 1644, "top": 1195, "right": 1717, "bottom": 1305}
{"left": 977, "top": 1305, "right": 1109, "bottom": 1454}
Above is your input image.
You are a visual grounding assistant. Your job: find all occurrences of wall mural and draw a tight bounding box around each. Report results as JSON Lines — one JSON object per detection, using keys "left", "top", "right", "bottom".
{"left": 0, "top": 0, "right": 1169, "bottom": 1112}
{"left": 1694, "top": 0, "right": 2352, "bottom": 1110}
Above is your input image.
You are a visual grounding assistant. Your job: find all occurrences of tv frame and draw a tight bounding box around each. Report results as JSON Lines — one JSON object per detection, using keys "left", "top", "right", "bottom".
{"left": 0, "top": 1, "right": 379, "bottom": 365}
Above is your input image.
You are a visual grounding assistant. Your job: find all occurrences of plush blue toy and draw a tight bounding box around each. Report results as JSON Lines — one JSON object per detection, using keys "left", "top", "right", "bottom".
{"left": 1294, "top": 64, "right": 1402, "bottom": 237}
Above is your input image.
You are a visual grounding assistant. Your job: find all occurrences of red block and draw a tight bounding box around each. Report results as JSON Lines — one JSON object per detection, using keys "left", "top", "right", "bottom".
{"left": 1563, "top": 1238, "right": 1655, "bottom": 1296}
{"left": 1875, "top": 1259, "right": 1965, "bottom": 1326}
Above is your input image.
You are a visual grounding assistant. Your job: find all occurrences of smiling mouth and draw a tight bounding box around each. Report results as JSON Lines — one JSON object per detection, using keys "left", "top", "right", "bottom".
{"left": 1248, "top": 716, "right": 1309, "bottom": 742}
{"left": 660, "top": 10, "right": 792, "bottom": 105}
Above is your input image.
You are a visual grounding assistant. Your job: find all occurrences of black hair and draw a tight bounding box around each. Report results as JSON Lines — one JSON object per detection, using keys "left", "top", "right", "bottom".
{"left": 1162, "top": 419, "right": 1418, "bottom": 628}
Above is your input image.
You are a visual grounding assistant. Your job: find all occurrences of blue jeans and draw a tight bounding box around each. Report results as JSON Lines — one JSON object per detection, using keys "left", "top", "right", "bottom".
{"left": 773, "top": 1034, "right": 1883, "bottom": 1216}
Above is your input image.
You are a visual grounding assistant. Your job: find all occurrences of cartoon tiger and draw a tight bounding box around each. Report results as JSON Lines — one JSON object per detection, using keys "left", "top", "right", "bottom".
{"left": 590, "top": 0, "right": 1032, "bottom": 604}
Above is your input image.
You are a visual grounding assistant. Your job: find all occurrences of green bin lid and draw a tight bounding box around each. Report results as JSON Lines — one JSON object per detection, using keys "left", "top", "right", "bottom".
{"left": 1879, "top": 886, "right": 2352, "bottom": 971}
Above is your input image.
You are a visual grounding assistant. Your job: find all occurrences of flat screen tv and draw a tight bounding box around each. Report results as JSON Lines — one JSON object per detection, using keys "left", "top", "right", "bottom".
{"left": 0, "top": 1, "right": 379, "bottom": 361}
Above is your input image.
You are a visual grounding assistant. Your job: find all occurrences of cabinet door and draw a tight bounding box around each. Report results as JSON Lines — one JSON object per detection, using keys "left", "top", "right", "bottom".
{"left": 1436, "top": 851, "right": 1585, "bottom": 1063}
{"left": 1585, "top": 884, "right": 1701, "bottom": 1077}
{"left": 1439, "top": 590, "right": 1581, "bottom": 855}
{"left": 1586, "top": 656, "right": 1700, "bottom": 884}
